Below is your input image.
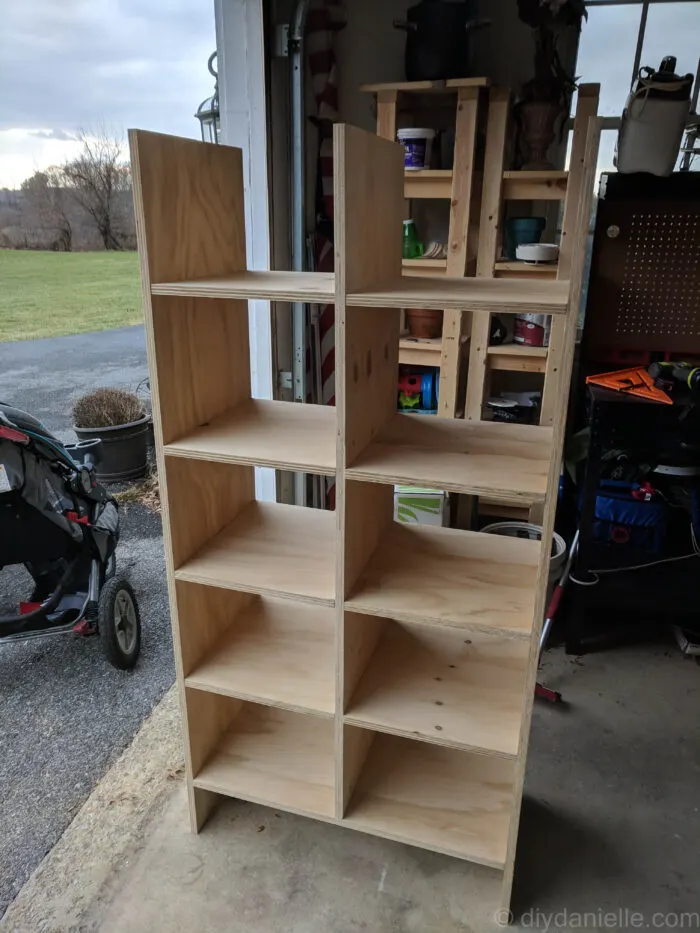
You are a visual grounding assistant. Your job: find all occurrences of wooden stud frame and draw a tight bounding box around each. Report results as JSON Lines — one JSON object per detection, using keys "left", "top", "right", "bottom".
{"left": 130, "top": 119, "right": 600, "bottom": 919}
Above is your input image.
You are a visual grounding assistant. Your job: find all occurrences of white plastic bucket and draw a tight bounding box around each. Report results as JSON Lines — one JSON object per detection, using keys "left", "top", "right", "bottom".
{"left": 482, "top": 522, "right": 567, "bottom": 606}
{"left": 397, "top": 128, "right": 436, "bottom": 171}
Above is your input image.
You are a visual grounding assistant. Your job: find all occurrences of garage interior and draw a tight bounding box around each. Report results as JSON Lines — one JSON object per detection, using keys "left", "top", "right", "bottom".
{"left": 4, "top": 1, "right": 700, "bottom": 931}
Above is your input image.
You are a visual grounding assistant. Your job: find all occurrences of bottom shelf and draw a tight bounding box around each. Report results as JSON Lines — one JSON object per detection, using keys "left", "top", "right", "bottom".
{"left": 193, "top": 700, "right": 336, "bottom": 819}
{"left": 345, "top": 731, "right": 515, "bottom": 869}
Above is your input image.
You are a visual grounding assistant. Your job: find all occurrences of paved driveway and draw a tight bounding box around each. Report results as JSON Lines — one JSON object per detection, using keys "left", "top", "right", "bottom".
{"left": 0, "top": 327, "right": 175, "bottom": 916}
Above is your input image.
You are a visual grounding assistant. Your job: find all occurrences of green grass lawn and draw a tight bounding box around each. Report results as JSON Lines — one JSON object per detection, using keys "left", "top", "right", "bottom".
{"left": 0, "top": 249, "right": 143, "bottom": 341}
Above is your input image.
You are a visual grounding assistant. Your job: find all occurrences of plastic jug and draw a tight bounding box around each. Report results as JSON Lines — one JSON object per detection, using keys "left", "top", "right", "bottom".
{"left": 616, "top": 57, "right": 693, "bottom": 176}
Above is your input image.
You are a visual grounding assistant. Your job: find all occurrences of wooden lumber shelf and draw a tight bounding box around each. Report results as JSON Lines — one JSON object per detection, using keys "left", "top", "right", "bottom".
{"left": 361, "top": 78, "right": 490, "bottom": 93}
{"left": 186, "top": 598, "right": 336, "bottom": 717}
{"left": 398, "top": 335, "right": 443, "bottom": 367}
{"left": 174, "top": 501, "right": 336, "bottom": 605}
{"left": 502, "top": 170, "right": 568, "bottom": 201}
{"left": 487, "top": 344, "right": 549, "bottom": 374}
{"left": 345, "top": 621, "right": 529, "bottom": 757}
{"left": 193, "top": 702, "right": 336, "bottom": 818}
{"left": 494, "top": 261, "right": 558, "bottom": 278}
{"left": 345, "top": 731, "right": 514, "bottom": 869}
{"left": 345, "top": 522, "right": 539, "bottom": 639}
{"left": 402, "top": 258, "right": 448, "bottom": 276}
{"left": 151, "top": 270, "right": 335, "bottom": 303}
{"left": 403, "top": 169, "right": 568, "bottom": 203}
{"left": 164, "top": 398, "right": 336, "bottom": 476}
{"left": 404, "top": 170, "right": 453, "bottom": 200}
{"left": 347, "top": 275, "right": 570, "bottom": 314}
{"left": 346, "top": 413, "right": 553, "bottom": 502}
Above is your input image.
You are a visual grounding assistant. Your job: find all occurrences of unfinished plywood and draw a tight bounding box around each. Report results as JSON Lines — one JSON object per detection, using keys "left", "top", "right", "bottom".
{"left": 345, "top": 620, "right": 529, "bottom": 757}
{"left": 131, "top": 120, "right": 599, "bottom": 921}
{"left": 186, "top": 597, "right": 336, "bottom": 716}
{"left": 165, "top": 398, "right": 337, "bottom": 476}
{"left": 347, "top": 274, "right": 570, "bottom": 314}
{"left": 345, "top": 731, "right": 515, "bottom": 869}
{"left": 174, "top": 501, "right": 336, "bottom": 606}
{"left": 346, "top": 413, "right": 552, "bottom": 502}
{"left": 193, "top": 700, "right": 336, "bottom": 818}
{"left": 151, "top": 270, "right": 335, "bottom": 303}
{"left": 345, "top": 520, "right": 539, "bottom": 638}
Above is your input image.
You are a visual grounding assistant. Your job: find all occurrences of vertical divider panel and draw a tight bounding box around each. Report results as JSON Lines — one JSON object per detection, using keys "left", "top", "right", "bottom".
{"left": 499, "top": 118, "right": 602, "bottom": 916}
{"left": 130, "top": 129, "right": 249, "bottom": 832}
{"left": 333, "top": 124, "right": 406, "bottom": 818}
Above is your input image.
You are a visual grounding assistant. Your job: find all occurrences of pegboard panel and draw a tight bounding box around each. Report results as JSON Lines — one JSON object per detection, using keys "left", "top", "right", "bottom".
{"left": 617, "top": 212, "right": 700, "bottom": 339}
{"left": 584, "top": 174, "right": 700, "bottom": 357}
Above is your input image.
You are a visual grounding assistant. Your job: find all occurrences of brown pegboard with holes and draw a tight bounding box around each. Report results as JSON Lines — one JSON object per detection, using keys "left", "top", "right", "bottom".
{"left": 582, "top": 172, "right": 700, "bottom": 357}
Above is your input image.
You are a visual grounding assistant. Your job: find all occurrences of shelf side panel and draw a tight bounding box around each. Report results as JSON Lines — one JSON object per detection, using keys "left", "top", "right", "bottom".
{"left": 152, "top": 296, "right": 250, "bottom": 445}
{"left": 176, "top": 580, "right": 255, "bottom": 679}
{"left": 165, "top": 457, "right": 255, "bottom": 569}
{"left": 500, "top": 114, "right": 602, "bottom": 916}
{"left": 333, "top": 123, "right": 404, "bottom": 294}
{"left": 129, "top": 129, "right": 246, "bottom": 284}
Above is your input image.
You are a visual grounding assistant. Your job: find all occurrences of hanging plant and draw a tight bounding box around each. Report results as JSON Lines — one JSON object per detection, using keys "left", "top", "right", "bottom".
{"left": 518, "top": 0, "right": 587, "bottom": 107}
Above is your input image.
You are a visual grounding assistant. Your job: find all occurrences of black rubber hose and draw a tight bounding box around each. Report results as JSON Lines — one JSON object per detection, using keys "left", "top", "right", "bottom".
{"left": 0, "top": 555, "right": 80, "bottom": 635}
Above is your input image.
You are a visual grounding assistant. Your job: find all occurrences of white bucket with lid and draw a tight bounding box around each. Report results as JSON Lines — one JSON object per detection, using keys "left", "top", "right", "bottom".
{"left": 482, "top": 521, "right": 567, "bottom": 606}
{"left": 397, "top": 128, "right": 436, "bottom": 171}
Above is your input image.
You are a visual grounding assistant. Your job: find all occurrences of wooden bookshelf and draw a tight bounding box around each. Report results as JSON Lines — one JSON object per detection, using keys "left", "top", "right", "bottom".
{"left": 130, "top": 118, "right": 599, "bottom": 919}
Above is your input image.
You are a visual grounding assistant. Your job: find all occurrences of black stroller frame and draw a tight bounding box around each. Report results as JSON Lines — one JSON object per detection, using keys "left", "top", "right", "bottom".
{"left": 0, "top": 402, "right": 141, "bottom": 669}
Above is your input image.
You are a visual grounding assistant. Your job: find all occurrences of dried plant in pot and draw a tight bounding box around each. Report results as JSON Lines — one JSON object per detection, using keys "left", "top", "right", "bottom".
{"left": 516, "top": 0, "right": 587, "bottom": 169}
{"left": 72, "top": 388, "right": 150, "bottom": 482}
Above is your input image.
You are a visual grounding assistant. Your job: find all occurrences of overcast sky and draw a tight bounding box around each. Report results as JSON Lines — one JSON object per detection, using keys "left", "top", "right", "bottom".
{"left": 0, "top": 1, "right": 698, "bottom": 187}
{"left": 0, "top": 0, "right": 216, "bottom": 187}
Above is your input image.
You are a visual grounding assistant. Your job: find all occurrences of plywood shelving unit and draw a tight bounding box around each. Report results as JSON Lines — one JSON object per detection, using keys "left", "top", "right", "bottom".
{"left": 130, "top": 117, "right": 599, "bottom": 918}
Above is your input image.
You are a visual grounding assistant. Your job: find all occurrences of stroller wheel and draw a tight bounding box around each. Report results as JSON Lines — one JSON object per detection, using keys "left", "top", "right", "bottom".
{"left": 98, "top": 577, "right": 141, "bottom": 670}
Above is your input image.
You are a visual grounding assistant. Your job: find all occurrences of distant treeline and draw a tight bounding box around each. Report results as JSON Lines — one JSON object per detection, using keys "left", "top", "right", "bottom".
{"left": 0, "top": 132, "right": 135, "bottom": 252}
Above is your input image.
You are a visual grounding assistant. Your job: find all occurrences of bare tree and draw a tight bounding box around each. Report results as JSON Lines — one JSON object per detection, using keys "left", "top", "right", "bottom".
{"left": 21, "top": 167, "right": 74, "bottom": 251}
{"left": 62, "top": 131, "right": 134, "bottom": 250}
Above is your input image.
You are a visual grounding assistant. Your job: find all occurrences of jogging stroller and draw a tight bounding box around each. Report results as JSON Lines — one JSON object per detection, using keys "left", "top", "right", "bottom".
{"left": 0, "top": 402, "right": 141, "bottom": 669}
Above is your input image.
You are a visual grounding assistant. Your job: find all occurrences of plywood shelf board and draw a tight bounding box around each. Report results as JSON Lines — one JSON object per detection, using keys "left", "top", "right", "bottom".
{"left": 164, "top": 398, "right": 337, "bottom": 475}
{"left": 193, "top": 703, "right": 336, "bottom": 818}
{"left": 345, "top": 622, "right": 529, "bottom": 757}
{"left": 152, "top": 270, "right": 335, "bottom": 303}
{"left": 174, "top": 501, "right": 336, "bottom": 605}
{"left": 346, "top": 732, "right": 514, "bottom": 869}
{"left": 346, "top": 413, "right": 552, "bottom": 501}
{"left": 347, "top": 275, "right": 570, "bottom": 314}
{"left": 345, "top": 521, "right": 539, "bottom": 638}
{"left": 404, "top": 171, "right": 453, "bottom": 200}
{"left": 186, "top": 598, "right": 336, "bottom": 716}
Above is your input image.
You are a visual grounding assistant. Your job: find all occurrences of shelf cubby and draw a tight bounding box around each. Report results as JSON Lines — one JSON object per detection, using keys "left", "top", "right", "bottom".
{"left": 343, "top": 728, "right": 515, "bottom": 869}
{"left": 165, "top": 397, "right": 336, "bottom": 476}
{"left": 190, "top": 694, "right": 336, "bottom": 819}
{"left": 183, "top": 589, "right": 336, "bottom": 717}
{"left": 344, "top": 616, "right": 529, "bottom": 757}
{"left": 162, "top": 456, "right": 335, "bottom": 605}
{"left": 346, "top": 412, "right": 552, "bottom": 502}
{"left": 174, "top": 498, "right": 336, "bottom": 606}
{"left": 342, "top": 481, "right": 539, "bottom": 638}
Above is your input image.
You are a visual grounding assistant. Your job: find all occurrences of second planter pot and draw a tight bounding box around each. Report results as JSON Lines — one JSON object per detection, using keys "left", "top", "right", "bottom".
{"left": 406, "top": 308, "right": 443, "bottom": 339}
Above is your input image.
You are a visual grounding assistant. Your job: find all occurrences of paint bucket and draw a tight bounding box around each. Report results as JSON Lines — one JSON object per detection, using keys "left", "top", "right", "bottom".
{"left": 397, "top": 128, "right": 436, "bottom": 170}
{"left": 481, "top": 521, "right": 567, "bottom": 605}
{"left": 514, "top": 313, "right": 551, "bottom": 347}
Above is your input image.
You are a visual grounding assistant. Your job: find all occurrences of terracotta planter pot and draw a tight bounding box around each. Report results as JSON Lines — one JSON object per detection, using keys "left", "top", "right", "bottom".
{"left": 406, "top": 308, "right": 443, "bottom": 339}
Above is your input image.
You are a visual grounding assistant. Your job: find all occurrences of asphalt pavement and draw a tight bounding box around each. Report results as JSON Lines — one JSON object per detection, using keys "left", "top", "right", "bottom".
{"left": 0, "top": 326, "right": 175, "bottom": 916}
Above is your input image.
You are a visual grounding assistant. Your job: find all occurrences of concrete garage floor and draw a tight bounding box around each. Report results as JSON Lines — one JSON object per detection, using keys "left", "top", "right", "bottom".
{"left": 3, "top": 641, "right": 699, "bottom": 932}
